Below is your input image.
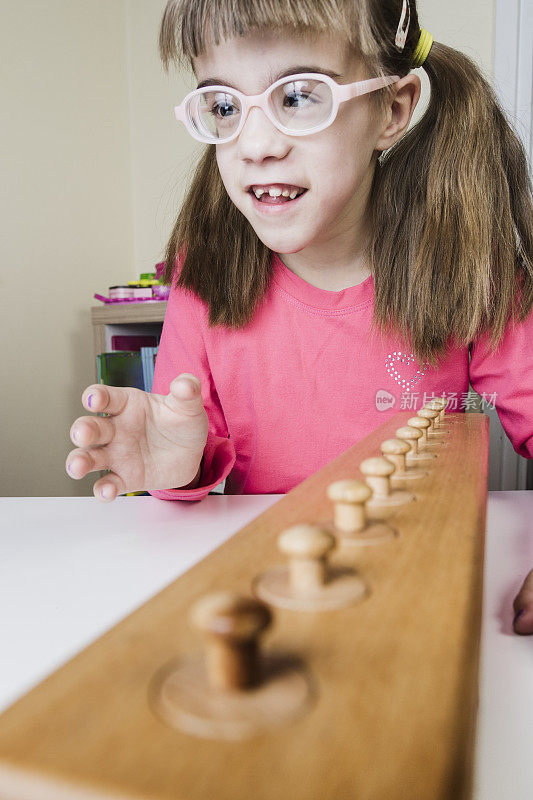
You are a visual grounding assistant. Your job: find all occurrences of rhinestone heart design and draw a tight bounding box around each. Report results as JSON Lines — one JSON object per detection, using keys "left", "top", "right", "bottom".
{"left": 386, "top": 351, "right": 429, "bottom": 391}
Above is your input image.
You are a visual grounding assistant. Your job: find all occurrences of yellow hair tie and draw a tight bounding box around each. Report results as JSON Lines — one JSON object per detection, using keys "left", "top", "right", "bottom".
{"left": 412, "top": 28, "right": 433, "bottom": 67}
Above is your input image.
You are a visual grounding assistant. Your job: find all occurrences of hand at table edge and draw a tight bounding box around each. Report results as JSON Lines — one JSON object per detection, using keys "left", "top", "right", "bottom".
{"left": 513, "top": 569, "right": 533, "bottom": 634}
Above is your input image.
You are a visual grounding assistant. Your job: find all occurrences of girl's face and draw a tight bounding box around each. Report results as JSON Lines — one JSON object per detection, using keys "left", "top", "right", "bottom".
{"left": 193, "top": 28, "right": 419, "bottom": 260}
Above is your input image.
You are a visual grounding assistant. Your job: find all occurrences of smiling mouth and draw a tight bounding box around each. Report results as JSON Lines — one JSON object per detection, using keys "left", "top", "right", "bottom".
{"left": 248, "top": 186, "right": 308, "bottom": 204}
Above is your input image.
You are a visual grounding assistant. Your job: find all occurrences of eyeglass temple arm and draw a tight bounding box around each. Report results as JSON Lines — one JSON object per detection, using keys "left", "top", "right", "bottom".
{"left": 336, "top": 75, "right": 400, "bottom": 103}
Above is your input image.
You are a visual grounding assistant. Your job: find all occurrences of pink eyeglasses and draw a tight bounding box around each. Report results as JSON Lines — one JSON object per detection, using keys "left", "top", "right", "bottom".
{"left": 174, "top": 72, "right": 401, "bottom": 144}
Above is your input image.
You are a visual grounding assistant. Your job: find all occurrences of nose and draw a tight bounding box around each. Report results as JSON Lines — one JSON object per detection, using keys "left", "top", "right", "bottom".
{"left": 236, "top": 105, "right": 290, "bottom": 161}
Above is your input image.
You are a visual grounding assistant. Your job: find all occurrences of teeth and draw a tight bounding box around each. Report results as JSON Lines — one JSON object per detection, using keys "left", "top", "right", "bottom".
{"left": 251, "top": 185, "right": 305, "bottom": 200}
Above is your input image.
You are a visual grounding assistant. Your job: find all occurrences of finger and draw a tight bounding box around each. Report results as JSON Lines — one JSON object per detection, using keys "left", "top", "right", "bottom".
{"left": 70, "top": 415, "right": 115, "bottom": 448}
{"left": 93, "top": 472, "right": 127, "bottom": 503}
{"left": 165, "top": 373, "right": 205, "bottom": 417}
{"left": 66, "top": 447, "right": 111, "bottom": 479}
{"left": 81, "top": 385, "right": 130, "bottom": 416}
{"left": 513, "top": 569, "right": 533, "bottom": 635}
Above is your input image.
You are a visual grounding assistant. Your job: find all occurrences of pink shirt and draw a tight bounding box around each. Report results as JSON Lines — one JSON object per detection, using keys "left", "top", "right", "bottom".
{"left": 149, "top": 252, "right": 533, "bottom": 502}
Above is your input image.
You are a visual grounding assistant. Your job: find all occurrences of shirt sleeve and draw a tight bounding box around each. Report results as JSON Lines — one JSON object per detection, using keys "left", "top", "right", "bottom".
{"left": 469, "top": 308, "right": 533, "bottom": 459}
{"left": 146, "top": 279, "right": 236, "bottom": 502}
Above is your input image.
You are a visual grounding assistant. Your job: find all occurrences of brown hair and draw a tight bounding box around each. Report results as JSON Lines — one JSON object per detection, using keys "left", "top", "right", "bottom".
{"left": 159, "top": 0, "right": 533, "bottom": 364}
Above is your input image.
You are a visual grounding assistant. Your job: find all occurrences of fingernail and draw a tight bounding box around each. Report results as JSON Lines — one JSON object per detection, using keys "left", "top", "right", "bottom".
{"left": 513, "top": 609, "right": 525, "bottom": 625}
{"left": 88, "top": 394, "right": 94, "bottom": 408}
{"left": 100, "top": 486, "right": 113, "bottom": 500}
{"left": 66, "top": 462, "right": 74, "bottom": 476}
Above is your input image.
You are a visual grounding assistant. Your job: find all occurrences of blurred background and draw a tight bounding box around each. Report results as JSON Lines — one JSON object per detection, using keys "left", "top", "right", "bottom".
{"left": 1, "top": 0, "right": 531, "bottom": 496}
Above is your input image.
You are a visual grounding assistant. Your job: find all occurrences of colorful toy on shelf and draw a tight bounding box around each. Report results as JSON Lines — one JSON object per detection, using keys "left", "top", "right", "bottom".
{"left": 94, "top": 266, "right": 170, "bottom": 304}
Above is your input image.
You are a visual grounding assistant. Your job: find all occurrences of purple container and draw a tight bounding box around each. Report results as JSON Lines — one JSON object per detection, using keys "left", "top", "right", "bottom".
{"left": 153, "top": 284, "right": 170, "bottom": 301}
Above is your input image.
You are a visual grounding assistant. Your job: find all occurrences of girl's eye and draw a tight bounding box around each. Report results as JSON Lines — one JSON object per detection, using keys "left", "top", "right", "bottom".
{"left": 209, "top": 101, "right": 238, "bottom": 118}
{"left": 283, "top": 91, "right": 317, "bottom": 108}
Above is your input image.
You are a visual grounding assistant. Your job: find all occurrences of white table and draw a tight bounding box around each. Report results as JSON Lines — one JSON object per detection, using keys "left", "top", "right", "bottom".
{"left": 475, "top": 491, "right": 533, "bottom": 800}
{"left": 1, "top": 492, "right": 532, "bottom": 799}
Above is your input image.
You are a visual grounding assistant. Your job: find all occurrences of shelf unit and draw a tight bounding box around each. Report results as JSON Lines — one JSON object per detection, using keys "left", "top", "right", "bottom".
{"left": 90, "top": 301, "right": 167, "bottom": 383}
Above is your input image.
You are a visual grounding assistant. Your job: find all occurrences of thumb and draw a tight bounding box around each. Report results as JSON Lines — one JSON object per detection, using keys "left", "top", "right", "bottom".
{"left": 165, "top": 373, "right": 205, "bottom": 417}
{"left": 513, "top": 569, "right": 533, "bottom": 635}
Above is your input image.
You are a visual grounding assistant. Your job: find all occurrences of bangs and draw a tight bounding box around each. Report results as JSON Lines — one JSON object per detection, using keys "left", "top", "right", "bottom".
{"left": 159, "top": 0, "right": 375, "bottom": 72}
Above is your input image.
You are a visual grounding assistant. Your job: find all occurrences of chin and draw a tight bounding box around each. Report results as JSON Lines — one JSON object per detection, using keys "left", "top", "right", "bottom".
{"left": 248, "top": 226, "right": 312, "bottom": 253}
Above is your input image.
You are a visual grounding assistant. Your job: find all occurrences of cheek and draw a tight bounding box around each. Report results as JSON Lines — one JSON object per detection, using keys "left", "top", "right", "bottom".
{"left": 330, "top": 103, "right": 377, "bottom": 157}
{"left": 322, "top": 118, "right": 376, "bottom": 182}
{"left": 307, "top": 139, "right": 366, "bottom": 202}
{"left": 215, "top": 149, "right": 243, "bottom": 202}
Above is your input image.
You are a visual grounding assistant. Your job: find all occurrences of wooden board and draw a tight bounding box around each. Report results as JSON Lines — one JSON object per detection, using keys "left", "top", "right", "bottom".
{"left": 0, "top": 411, "right": 489, "bottom": 800}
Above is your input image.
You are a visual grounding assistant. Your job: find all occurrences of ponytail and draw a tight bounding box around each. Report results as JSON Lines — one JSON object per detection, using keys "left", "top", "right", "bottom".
{"left": 369, "top": 40, "right": 533, "bottom": 364}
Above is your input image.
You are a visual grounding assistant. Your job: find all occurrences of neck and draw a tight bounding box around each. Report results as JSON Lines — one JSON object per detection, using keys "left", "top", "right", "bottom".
{"left": 276, "top": 211, "right": 373, "bottom": 290}
{"left": 276, "top": 250, "right": 371, "bottom": 291}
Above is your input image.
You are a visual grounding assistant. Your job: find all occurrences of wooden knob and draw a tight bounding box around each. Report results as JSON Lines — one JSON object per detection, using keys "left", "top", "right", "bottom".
{"left": 417, "top": 407, "right": 439, "bottom": 431}
{"left": 278, "top": 524, "right": 336, "bottom": 594}
{"left": 426, "top": 399, "right": 445, "bottom": 411}
{"left": 423, "top": 400, "right": 446, "bottom": 428}
{"left": 380, "top": 438, "right": 411, "bottom": 475}
{"left": 407, "top": 416, "right": 431, "bottom": 446}
{"left": 360, "top": 456, "right": 395, "bottom": 498}
{"left": 190, "top": 592, "right": 272, "bottom": 691}
{"left": 327, "top": 479, "right": 372, "bottom": 533}
{"left": 395, "top": 425, "right": 423, "bottom": 456}
{"left": 432, "top": 397, "right": 448, "bottom": 422}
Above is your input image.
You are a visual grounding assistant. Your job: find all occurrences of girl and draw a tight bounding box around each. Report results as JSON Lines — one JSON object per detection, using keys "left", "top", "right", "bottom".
{"left": 66, "top": 0, "right": 533, "bottom": 630}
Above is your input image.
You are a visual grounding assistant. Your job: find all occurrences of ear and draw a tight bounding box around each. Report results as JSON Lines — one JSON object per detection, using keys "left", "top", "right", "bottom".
{"left": 375, "top": 74, "right": 422, "bottom": 152}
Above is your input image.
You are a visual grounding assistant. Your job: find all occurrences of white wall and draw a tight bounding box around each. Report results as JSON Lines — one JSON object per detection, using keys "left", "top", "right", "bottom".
{"left": 1, "top": 0, "right": 496, "bottom": 496}
{"left": 413, "top": 0, "right": 495, "bottom": 122}
{"left": 125, "top": 0, "right": 203, "bottom": 276}
{"left": 1, "top": 0, "right": 134, "bottom": 496}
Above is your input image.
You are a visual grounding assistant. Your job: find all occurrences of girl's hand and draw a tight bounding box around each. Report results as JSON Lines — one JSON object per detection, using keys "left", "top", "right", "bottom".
{"left": 65, "top": 374, "right": 209, "bottom": 502}
{"left": 513, "top": 569, "right": 533, "bottom": 634}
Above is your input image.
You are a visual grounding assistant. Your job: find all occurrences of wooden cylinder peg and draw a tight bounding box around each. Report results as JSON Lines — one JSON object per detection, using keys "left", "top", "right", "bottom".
{"left": 395, "top": 426, "right": 423, "bottom": 456}
{"left": 417, "top": 407, "right": 440, "bottom": 433}
{"left": 387, "top": 429, "right": 430, "bottom": 479}
{"left": 380, "top": 438, "right": 411, "bottom": 475}
{"left": 360, "top": 457, "right": 395, "bottom": 499}
{"left": 253, "top": 524, "right": 367, "bottom": 610}
{"left": 360, "top": 457, "right": 416, "bottom": 508}
{"left": 323, "top": 479, "right": 397, "bottom": 546}
{"left": 424, "top": 400, "right": 447, "bottom": 428}
{"left": 190, "top": 592, "right": 272, "bottom": 691}
{"left": 406, "top": 417, "right": 437, "bottom": 460}
{"left": 407, "top": 416, "right": 431, "bottom": 446}
{"left": 155, "top": 593, "right": 312, "bottom": 740}
{"left": 278, "top": 524, "right": 336, "bottom": 594}
{"left": 326, "top": 480, "right": 372, "bottom": 533}
{"left": 433, "top": 397, "right": 449, "bottom": 422}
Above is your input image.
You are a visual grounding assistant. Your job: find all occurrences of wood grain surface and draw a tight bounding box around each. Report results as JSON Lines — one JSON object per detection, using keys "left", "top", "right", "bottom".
{"left": 0, "top": 411, "right": 489, "bottom": 800}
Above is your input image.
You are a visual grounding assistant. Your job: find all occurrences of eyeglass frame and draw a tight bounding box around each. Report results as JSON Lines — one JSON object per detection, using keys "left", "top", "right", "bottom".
{"left": 174, "top": 72, "right": 401, "bottom": 144}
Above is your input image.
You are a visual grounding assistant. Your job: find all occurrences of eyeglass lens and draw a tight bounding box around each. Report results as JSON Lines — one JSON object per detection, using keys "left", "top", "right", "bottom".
{"left": 188, "top": 78, "right": 334, "bottom": 140}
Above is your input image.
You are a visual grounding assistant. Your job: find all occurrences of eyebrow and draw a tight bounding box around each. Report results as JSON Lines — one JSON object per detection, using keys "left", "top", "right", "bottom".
{"left": 196, "top": 65, "right": 342, "bottom": 90}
